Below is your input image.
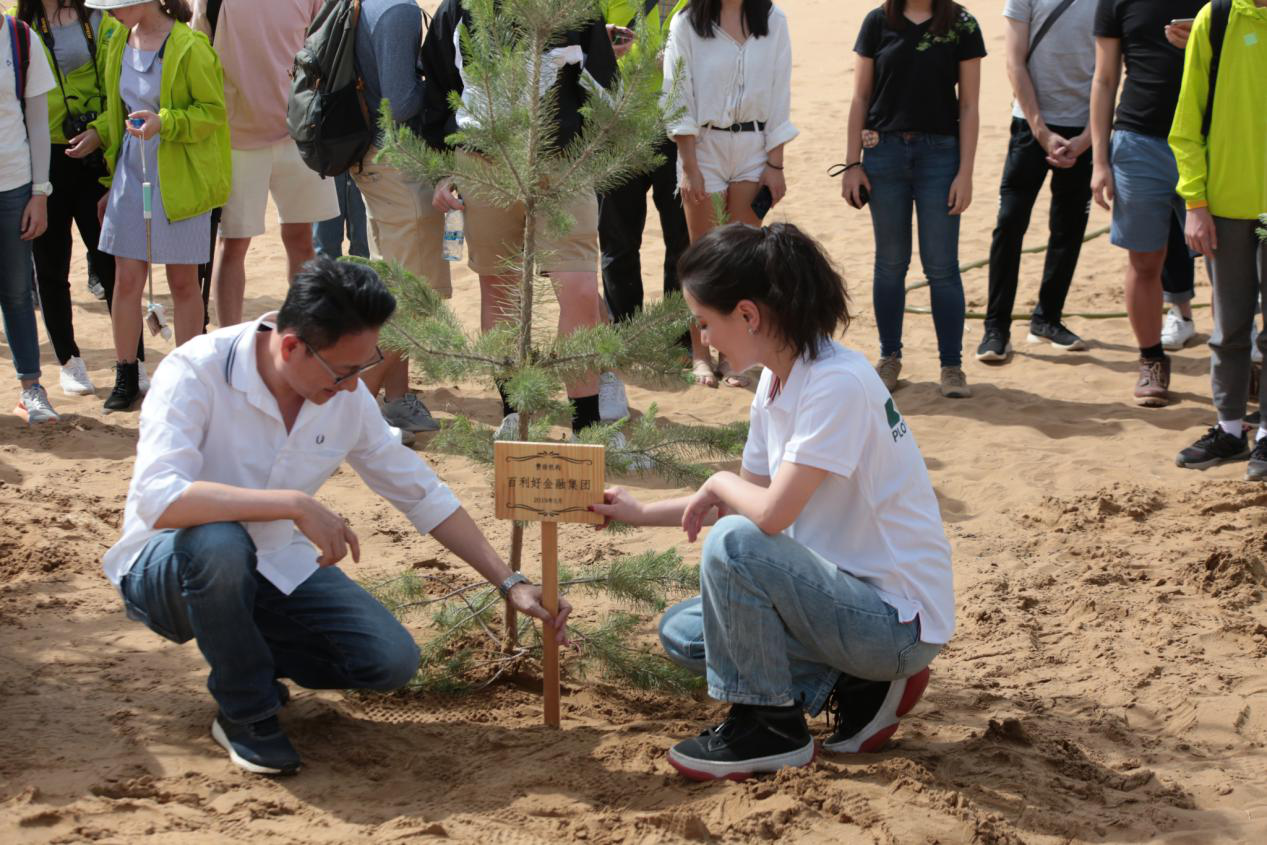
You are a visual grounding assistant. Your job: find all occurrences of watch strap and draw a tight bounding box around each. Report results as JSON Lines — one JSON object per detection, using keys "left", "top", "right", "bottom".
{"left": 498, "top": 572, "right": 531, "bottom": 599}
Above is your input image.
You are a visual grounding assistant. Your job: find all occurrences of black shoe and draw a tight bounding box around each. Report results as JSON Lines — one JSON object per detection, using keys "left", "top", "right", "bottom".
{"left": 1248, "top": 438, "right": 1267, "bottom": 481}
{"left": 1027, "top": 319, "right": 1087, "bottom": 351}
{"left": 1248, "top": 410, "right": 1262, "bottom": 427}
{"left": 275, "top": 681, "right": 290, "bottom": 708}
{"left": 667, "top": 703, "right": 814, "bottom": 781}
{"left": 1175, "top": 426, "right": 1251, "bottom": 470}
{"left": 975, "top": 329, "right": 1011, "bottom": 363}
{"left": 823, "top": 667, "right": 930, "bottom": 754}
{"left": 103, "top": 361, "right": 140, "bottom": 413}
{"left": 211, "top": 714, "right": 301, "bottom": 775}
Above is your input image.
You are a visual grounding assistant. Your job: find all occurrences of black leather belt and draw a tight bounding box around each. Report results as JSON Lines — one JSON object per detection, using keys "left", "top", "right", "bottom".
{"left": 705, "top": 121, "right": 766, "bottom": 133}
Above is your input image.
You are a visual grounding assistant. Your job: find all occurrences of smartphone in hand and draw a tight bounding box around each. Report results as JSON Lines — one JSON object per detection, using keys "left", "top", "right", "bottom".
{"left": 750, "top": 185, "right": 774, "bottom": 220}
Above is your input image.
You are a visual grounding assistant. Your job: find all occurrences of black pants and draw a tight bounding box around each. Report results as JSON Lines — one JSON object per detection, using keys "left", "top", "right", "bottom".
{"left": 33, "top": 147, "right": 119, "bottom": 365}
{"left": 1161, "top": 210, "right": 1195, "bottom": 303}
{"left": 985, "top": 119, "right": 1093, "bottom": 334}
{"left": 197, "top": 207, "right": 220, "bottom": 333}
{"left": 598, "top": 137, "right": 690, "bottom": 325}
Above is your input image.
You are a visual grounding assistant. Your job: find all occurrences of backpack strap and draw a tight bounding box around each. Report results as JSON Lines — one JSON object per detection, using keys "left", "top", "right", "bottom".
{"left": 10, "top": 18, "right": 31, "bottom": 121}
{"left": 1026, "top": 0, "right": 1078, "bottom": 64}
{"left": 1202, "top": 0, "right": 1232, "bottom": 139}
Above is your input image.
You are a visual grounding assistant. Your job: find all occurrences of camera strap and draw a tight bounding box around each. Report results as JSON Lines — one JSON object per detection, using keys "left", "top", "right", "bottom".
{"left": 36, "top": 9, "right": 102, "bottom": 118}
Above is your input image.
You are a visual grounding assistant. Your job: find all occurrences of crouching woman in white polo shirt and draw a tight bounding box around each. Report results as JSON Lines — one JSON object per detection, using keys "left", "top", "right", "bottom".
{"left": 593, "top": 223, "right": 954, "bottom": 781}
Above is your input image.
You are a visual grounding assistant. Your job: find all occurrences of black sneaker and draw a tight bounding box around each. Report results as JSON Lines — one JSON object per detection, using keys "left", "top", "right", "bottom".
{"left": 1027, "top": 319, "right": 1087, "bottom": 351}
{"left": 103, "top": 361, "right": 140, "bottom": 413}
{"left": 1175, "top": 426, "right": 1250, "bottom": 470}
{"left": 975, "top": 329, "right": 1011, "bottom": 363}
{"left": 1248, "top": 410, "right": 1262, "bottom": 428}
{"left": 667, "top": 704, "right": 814, "bottom": 781}
{"left": 823, "top": 667, "right": 930, "bottom": 754}
{"left": 211, "top": 714, "right": 301, "bottom": 775}
{"left": 1248, "top": 438, "right": 1267, "bottom": 481}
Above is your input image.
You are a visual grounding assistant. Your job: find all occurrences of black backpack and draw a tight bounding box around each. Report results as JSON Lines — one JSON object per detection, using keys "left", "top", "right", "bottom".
{"left": 1201, "top": 0, "right": 1232, "bottom": 139}
{"left": 287, "top": 0, "right": 374, "bottom": 177}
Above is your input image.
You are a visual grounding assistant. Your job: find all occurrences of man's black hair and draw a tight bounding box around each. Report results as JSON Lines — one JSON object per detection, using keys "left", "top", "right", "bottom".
{"left": 678, "top": 223, "right": 851, "bottom": 362}
{"left": 276, "top": 257, "right": 397, "bottom": 349}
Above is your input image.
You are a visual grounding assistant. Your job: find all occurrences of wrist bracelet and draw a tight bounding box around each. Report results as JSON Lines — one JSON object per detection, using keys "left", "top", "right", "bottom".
{"left": 498, "top": 572, "right": 532, "bottom": 599}
{"left": 826, "top": 161, "right": 863, "bottom": 178}
{"left": 765, "top": 161, "right": 783, "bottom": 170}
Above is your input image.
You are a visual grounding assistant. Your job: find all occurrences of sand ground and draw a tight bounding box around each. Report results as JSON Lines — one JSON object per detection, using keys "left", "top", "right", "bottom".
{"left": 3, "top": 1, "right": 1267, "bottom": 842}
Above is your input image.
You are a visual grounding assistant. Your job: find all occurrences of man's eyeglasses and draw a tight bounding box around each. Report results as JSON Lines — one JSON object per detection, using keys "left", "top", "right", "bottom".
{"left": 303, "top": 341, "right": 385, "bottom": 386}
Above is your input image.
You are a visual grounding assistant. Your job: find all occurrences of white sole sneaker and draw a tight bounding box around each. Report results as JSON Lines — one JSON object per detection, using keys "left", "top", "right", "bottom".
{"left": 210, "top": 719, "right": 291, "bottom": 776}
{"left": 1026, "top": 332, "right": 1088, "bottom": 352}
{"left": 823, "top": 667, "right": 930, "bottom": 754}
{"left": 975, "top": 342, "right": 1012, "bottom": 363}
{"left": 667, "top": 737, "right": 815, "bottom": 781}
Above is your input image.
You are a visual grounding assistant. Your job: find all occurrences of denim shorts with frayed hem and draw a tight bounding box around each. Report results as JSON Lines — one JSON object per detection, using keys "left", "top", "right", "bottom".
{"left": 1109, "top": 129, "right": 1187, "bottom": 254}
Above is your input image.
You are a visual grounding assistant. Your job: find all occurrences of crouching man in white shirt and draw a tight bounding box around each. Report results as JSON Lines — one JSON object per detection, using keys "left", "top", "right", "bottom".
{"left": 102, "top": 257, "right": 570, "bottom": 776}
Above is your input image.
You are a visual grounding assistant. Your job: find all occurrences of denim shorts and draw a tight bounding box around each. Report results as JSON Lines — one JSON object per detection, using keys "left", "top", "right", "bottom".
{"left": 1109, "top": 129, "right": 1186, "bottom": 253}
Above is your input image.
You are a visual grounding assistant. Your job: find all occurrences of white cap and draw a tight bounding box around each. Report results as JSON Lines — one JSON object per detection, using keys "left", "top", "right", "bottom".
{"left": 83, "top": 0, "right": 156, "bottom": 10}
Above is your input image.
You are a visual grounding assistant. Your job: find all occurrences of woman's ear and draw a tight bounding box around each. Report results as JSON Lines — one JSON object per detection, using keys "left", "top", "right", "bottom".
{"left": 737, "top": 300, "right": 762, "bottom": 335}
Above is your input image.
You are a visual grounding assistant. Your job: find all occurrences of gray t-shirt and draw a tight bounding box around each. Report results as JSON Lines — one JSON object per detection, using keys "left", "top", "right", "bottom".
{"left": 1004, "top": 0, "right": 1096, "bottom": 126}
{"left": 50, "top": 17, "right": 94, "bottom": 76}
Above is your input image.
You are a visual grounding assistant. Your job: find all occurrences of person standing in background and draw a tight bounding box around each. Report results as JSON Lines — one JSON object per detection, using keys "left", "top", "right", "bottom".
{"left": 978, "top": 0, "right": 1096, "bottom": 365}
{"left": 313, "top": 171, "right": 369, "bottom": 260}
{"left": 192, "top": 0, "right": 338, "bottom": 329}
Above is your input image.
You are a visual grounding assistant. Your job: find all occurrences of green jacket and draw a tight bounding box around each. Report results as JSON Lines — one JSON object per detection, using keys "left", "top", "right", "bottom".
{"left": 1169, "top": 0, "right": 1267, "bottom": 220}
{"left": 600, "top": 0, "right": 688, "bottom": 93}
{"left": 6, "top": 10, "right": 126, "bottom": 144}
{"left": 92, "top": 20, "right": 231, "bottom": 222}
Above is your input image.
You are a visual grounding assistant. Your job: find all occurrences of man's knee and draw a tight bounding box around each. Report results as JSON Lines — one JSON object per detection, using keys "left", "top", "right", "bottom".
{"left": 658, "top": 598, "right": 705, "bottom": 670}
{"left": 171, "top": 522, "right": 255, "bottom": 592}
{"left": 357, "top": 625, "right": 421, "bottom": 691}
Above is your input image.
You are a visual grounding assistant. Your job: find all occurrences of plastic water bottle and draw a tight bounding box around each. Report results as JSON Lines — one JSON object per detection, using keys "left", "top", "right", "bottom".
{"left": 443, "top": 210, "right": 464, "bottom": 262}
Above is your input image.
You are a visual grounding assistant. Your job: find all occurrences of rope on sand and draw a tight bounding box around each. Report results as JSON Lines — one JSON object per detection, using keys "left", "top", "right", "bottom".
{"left": 903, "top": 226, "right": 1210, "bottom": 319}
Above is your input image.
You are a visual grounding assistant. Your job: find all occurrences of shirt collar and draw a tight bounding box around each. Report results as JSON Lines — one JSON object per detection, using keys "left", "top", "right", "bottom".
{"left": 227, "top": 312, "right": 285, "bottom": 423}
{"left": 764, "top": 341, "right": 834, "bottom": 413}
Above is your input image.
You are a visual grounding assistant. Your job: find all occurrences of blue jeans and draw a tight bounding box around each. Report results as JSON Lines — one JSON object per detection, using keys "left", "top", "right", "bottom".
{"left": 313, "top": 172, "right": 369, "bottom": 259}
{"left": 119, "top": 522, "right": 420, "bottom": 724}
{"left": 864, "top": 133, "right": 965, "bottom": 367}
{"left": 658, "top": 516, "right": 943, "bottom": 714}
{"left": 0, "top": 183, "right": 42, "bottom": 381}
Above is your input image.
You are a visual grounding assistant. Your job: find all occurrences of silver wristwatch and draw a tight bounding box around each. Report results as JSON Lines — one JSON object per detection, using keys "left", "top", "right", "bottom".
{"left": 498, "top": 572, "right": 532, "bottom": 599}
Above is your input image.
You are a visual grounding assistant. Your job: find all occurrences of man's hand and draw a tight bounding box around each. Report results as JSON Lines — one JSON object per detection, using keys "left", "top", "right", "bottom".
{"left": 508, "top": 582, "right": 572, "bottom": 644}
{"left": 1165, "top": 21, "right": 1192, "bottom": 50}
{"left": 1092, "top": 163, "right": 1115, "bottom": 211}
{"left": 1185, "top": 206, "right": 1218, "bottom": 257}
{"left": 432, "top": 177, "right": 464, "bottom": 213}
{"left": 293, "top": 494, "right": 360, "bottom": 567}
{"left": 1036, "top": 126, "right": 1070, "bottom": 161}
{"left": 606, "top": 24, "right": 635, "bottom": 59}
{"left": 1048, "top": 131, "right": 1091, "bottom": 169}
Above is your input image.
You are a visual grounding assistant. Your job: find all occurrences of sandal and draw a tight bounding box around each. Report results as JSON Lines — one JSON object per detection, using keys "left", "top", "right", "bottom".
{"left": 718, "top": 358, "right": 754, "bottom": 389}
{"left": 692, "top": 359, "right": 719, "bottom": 388}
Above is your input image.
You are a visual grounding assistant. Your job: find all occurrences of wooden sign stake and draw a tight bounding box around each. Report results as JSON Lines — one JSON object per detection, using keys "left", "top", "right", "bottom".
{"left": 494, "top": 441, "right": 604, "bottom": 729}
{"left": 541, "top": 521, "right": 560, "bottom": 728}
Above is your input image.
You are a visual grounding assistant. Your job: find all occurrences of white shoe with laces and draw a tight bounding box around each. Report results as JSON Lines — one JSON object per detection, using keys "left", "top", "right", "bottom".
{"left": 137, "top": 360, "right": 151, "bottom": 394}
{"left": 59, "top": 357, "right": 96, "bottom": 396}
{"left": 598, "top": 371, "right": 629, "bottom": 421}
{"left": 16, "top": 384, "right": 59, "bottom": 425}
{"left": 1160, "top": 306, "right": 1196, "bottom": 351}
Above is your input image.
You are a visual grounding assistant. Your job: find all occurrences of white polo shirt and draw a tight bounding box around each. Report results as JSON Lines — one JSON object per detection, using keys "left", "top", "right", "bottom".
{"left": 742, "top": 342, "right": 955, "bottom": 644}
{"left": 102, "top": 315, "right": 462, "bottom": 594}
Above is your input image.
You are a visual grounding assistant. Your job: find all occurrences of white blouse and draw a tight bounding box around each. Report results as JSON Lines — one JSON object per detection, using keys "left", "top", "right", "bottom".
{"left": 662, "top": 5, "right": 798, "bottom": 153}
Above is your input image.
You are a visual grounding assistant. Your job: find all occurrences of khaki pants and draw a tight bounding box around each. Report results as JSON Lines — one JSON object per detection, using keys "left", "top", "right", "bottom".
{"left": 351, "top": 148, "right": 452, "bottom": 298}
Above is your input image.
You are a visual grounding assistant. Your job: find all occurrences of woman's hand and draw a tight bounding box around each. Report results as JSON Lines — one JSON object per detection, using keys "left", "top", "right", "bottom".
{"left": 842, "top": 166, "right": 870, "bottom": 209}
{"left": 126, "top": 110, "right": 161, "bottom": 140}
{"left": 947, "top": 171, "right": 973, "bottom": 216}
{"left": 590, "top": 486, "right": 645, "bottom": 530}
{"left": 679, "top": 162, "right": 709, "bottom": 206}
{"left": 66, "top": 127, "right": 102, "bottom": 159}
{"left": 20, "top": 195, "right": 47, "bottom": 241}
{"left": 1164, "top": 21, "right": 1192, "bottom": 50}
{"left": 432, "top": 177, "right": 464, "bottom": 213}
{"left": 760, "top": 164, "right": 787, "bottom": 206}
{"left": 681, "top": 481, "right": 722, "bottom": 543}
{"left": 606, "top": 24, "right": 635, "bottom": 59}
{"left": 1091, "top": 163, "right": 1115, "bottom": 211}
{"left": 508, "top": 583, "right": 572, "bottom": 645}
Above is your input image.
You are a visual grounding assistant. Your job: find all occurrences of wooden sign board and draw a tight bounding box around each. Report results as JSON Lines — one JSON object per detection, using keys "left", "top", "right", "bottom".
{"left": 494, "top": 442, "right": 605, "bottom": 525}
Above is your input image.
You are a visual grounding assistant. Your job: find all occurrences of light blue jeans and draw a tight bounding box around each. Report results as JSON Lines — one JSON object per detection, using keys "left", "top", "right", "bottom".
{"left": 659, "top": 516, "right": 943, "bottom": 714}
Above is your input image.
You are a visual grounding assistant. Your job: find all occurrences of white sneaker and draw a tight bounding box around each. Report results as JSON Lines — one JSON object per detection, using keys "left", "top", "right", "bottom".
{"left": 137, "top": 360, "right": 151, "bottom": 394}
{"left": 87, "top": 277, "right": 106, "bottom": 301}
{"left": 609, "top": 431, "right": 654, "bottom": 473}
{"left": 59, "top": 356, "right": 96, "bottom": 396}
{"left": 1161, "top": 307, "right": 1196, "bottom": 351}
{"left": 494, "top": 412, "right": 520, "bottom": 441}
{"left": 598, "top": 371, "right": 629, "bottom": 421}
{"left": 1253, "top": 321, "right": 1263, "bottom": 365}
{"left": 387, "top": 424, "right": 415, "bottom": 446}
{"left": 16, "top": 384, "right": 59, "bottom": 425}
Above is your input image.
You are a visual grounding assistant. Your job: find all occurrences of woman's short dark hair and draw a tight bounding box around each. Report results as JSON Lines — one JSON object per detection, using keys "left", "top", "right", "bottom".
{"left": 17, "top": 1, "right": 90, "bottom": 31}
{"left": 276, "top": 257, "right": 397, "bottom": 350}
{"left": 677, "top": 223, "right": 850, "bottom": 362}
{"left": 689, "top": 0, "right": 772, "bottom": 39}
{"left": 882, "top": 0, "right": 961, "bottom": 37}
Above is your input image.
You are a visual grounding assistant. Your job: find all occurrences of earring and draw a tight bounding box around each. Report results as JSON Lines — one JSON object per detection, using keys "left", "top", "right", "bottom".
{"left": 747, "top": 326, "right": 755, "bottom": 335}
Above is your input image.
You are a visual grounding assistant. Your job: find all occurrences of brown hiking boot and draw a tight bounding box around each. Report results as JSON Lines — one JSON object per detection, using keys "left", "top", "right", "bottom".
{"left": 1134, "top": 356, "right": 1170, "bottom": 407}
{"left": 939, "top": 366, "right": 972, "bottom": 398}
{"left": 875, "top": 355, "right": 902, "bottom": 392}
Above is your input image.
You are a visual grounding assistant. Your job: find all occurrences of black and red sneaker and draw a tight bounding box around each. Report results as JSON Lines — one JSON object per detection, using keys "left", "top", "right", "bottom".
{"left": 822, "top": 667, "right": 930, "bottom": 754}
{"left": 668, "top": 703, "right": 815, "bottom": 781}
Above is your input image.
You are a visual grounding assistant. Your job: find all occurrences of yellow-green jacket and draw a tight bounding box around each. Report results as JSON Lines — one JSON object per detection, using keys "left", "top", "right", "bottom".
{"left": 91, "top": 20, "right": 230, "bottom": 222}
{"left": 6, "top": 9, "right": 125, "bottom": 145}
{"left": 600, "top": 0, "right": 688, "bottom": 93}
{"left": 1169, "top": 0, "right": 1267, "bottom": 220}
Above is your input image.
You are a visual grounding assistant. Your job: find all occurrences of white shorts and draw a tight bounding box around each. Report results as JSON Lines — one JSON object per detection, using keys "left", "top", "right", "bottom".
{"left": 219, "top": 140, "right": 341, "bottom": 239}
{"left": 677, "top": 128, "right": 768, "bottom": 194}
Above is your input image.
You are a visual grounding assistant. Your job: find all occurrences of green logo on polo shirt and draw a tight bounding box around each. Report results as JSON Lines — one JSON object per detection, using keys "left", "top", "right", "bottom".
{"left": 886, "top": 398, "right": 908, "bottom": 442}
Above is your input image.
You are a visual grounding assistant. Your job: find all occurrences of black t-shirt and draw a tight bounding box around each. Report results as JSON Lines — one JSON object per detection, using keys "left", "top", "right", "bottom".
{"left": 1093, "top": 0, "right": 1205, "bottom": 138}
{"left": 854, "top": 6, "right": 987, "bottom": 137}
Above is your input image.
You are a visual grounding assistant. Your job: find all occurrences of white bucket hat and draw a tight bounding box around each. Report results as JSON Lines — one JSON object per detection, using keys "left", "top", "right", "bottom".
{"left": 83, "top": 0, "right": 156, "bottom": 9}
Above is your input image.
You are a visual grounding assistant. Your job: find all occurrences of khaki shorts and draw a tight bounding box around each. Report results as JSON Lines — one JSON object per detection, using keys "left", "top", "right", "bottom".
{"left": 462, "top": 156, "right": 599, "bottom": 276}
{"left": 220, "top": 140, "right": 341, "bottom": 238}
{"left": 352, "top": 149, "right": 452, "bottom": 298}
